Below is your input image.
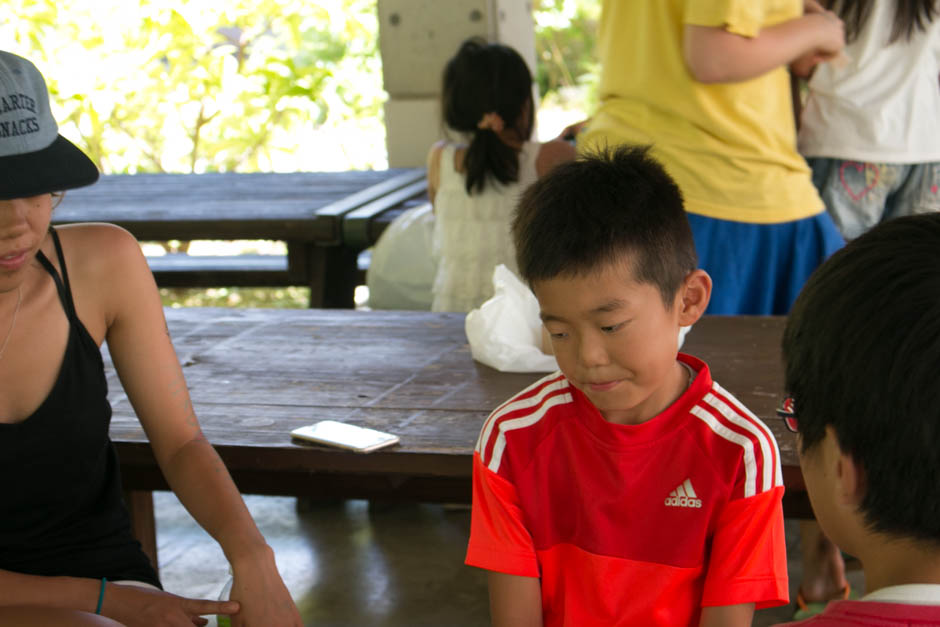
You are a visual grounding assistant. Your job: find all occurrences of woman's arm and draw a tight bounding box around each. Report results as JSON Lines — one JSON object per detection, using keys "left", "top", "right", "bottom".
{"left": 0, "top": 568, "right": 237, "bottom": 626}
{"left": 683, "top": 12, "right": 844, "bottom": 83}
{"left": 534, "top": 139, "right": 577, "bottom": 178}
{"left": 0, "top": 570, "right": 104, "bottom": 614}
{"left": 488, "top": 572, "right": 542, "bottom": 627}
{"left": 76, "top": 225, "right": 300, "bottom": 626}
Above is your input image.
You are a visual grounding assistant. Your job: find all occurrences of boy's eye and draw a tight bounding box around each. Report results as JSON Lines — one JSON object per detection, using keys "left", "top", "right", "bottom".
{"left": 600, "top": 322, "right": 625, "bottom": 333}
{"left": 549, "top": 331, "right": 568, "bottom": 339}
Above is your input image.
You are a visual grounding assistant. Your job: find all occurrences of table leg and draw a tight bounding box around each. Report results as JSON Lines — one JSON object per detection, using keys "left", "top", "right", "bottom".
{"left": 124, "top": 489, "right": 158, "bottom": 571}
{"left": 322, "top": 246, "right": 360, "bottom": 308}
{"left": 288, "top": 241, "right": 357, "bottom": 309}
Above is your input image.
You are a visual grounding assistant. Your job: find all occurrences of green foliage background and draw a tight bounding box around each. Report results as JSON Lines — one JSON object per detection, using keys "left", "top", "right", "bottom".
{"left": 533, "top": 0, "right": 600, "bottom": 112}
{"left": 4, "top": 0, "right": 382, "bottom": 174}
{"left": 4, "top": 0, "right": 598, "bottom": 307}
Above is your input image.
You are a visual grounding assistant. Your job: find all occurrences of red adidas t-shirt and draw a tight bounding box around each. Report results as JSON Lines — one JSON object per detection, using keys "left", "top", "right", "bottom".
{"left": 466, "top": 354, "right": 789, "bottom": 626}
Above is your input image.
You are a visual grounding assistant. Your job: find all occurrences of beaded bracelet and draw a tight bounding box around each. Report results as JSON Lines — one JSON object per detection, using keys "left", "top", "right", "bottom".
{"left": 95, "top": 577, "right": 108, "bottom": 615}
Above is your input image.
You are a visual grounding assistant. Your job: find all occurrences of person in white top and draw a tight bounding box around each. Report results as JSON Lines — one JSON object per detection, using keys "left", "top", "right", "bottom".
{"left": 426, "top": 38, "right": 575, "bottom": 313}
{"left": 797, "top": 0, "right": 940, "bottom": 240}
{"left": 775, "top": 213, "right": 940, "bottom": 625}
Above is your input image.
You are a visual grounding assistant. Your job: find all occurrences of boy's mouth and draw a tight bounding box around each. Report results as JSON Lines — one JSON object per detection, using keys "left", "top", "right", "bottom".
{"left": 586, "top": 379, "right": 622, "bottom": 392}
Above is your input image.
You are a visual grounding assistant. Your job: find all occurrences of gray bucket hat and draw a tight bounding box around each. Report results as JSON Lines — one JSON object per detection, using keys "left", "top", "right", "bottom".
{"left": 0, "top": 50, "right": 99, "bottom": 200}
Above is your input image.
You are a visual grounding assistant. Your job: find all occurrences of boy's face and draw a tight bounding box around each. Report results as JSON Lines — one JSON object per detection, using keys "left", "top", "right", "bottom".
{"left": 534, "top": 258, "right": 695, "bottom": 425}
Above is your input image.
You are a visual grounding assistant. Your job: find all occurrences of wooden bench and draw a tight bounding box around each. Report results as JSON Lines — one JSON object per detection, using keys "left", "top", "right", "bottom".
{"left": 145, "top": 254, "right": 290, "bottom": 287}
{"left": 341, "top": 181, "right": 429, "bottom": 282}
{"left": 342, "top": 180, "right": 429, "bottom": 250}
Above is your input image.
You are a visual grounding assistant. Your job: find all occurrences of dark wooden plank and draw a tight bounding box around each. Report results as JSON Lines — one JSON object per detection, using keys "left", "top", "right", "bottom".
{"left": 146, "top": 254, "right": 291, "bottom": 288}
{"left": 365, "top": 198, "right": 429, "bottom": 246}
{"left": 146, "top": 254, "right": 287, "bottom": 272}
{"left": 312, "top": 169, "right": 426, "bottom": 245}
{"left": 341, "top": 179, "right": 428, "bottom": 249}
{"left": 52, "top": 170, "right": 414, "bottom": 242}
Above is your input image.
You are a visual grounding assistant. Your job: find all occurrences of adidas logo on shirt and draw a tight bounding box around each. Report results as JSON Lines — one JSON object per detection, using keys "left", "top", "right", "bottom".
{"left": 665, "top": 478, "right": 702, "bottom": 508}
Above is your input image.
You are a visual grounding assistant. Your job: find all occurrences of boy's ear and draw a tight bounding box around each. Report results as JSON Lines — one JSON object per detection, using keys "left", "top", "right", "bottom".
{"left": 831, "top": 426, "right": 867, "bottom": 507}
{"left": 676, "top": 269, "right": 712, "bottom": 326}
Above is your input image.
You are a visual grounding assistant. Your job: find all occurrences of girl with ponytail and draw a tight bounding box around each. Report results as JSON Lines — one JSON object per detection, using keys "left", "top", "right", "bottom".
{"left": 426, "top": 38, "right": 575, "bottom": 312}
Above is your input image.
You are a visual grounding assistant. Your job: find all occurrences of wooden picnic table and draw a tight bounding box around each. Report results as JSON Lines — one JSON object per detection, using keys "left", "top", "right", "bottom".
{"left": 52, "top": 170, "right": 427, "bottom": 308}
{"left": 107, "top": 309, "right": 807, "bottom": 568}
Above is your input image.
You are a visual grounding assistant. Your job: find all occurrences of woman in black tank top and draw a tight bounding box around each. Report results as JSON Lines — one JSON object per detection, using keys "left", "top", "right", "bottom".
{"left": 0, "top": 51, "right": 301, "bottom": 626}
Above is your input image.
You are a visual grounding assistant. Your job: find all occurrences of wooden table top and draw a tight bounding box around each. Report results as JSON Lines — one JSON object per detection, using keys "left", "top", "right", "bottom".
{"left": 52, "top": 170, "right": 421, "bottom": 243}
{"left": 107, "top": 310, "right": 800, "bottom": 492}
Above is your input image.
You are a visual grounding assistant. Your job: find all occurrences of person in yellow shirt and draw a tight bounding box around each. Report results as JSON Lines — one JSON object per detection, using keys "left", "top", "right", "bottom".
{"left": 580, "top": 0, "right": 846, "bottom": 315}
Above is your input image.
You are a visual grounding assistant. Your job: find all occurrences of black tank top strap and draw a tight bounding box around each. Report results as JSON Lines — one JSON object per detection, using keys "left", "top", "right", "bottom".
{"left": 35, "top": 227, "right": 78, "bottom": 322}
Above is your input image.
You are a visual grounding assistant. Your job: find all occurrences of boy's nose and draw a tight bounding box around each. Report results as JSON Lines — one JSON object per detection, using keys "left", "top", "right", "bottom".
{"left": 577, "top": 334, "right": 610, "bottom": 368}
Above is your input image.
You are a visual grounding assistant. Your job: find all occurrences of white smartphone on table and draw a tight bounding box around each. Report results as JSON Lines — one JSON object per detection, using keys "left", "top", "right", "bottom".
{"left": 290, "top": 420, "right": 400, "bottom": 453}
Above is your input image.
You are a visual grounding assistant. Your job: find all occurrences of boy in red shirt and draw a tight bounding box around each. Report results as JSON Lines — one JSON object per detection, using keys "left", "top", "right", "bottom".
{"left": 776, "top": 213, "right": 940, "bottom": 626}
{"left": 465, "top": 145, "right": 789, "bottom": 626}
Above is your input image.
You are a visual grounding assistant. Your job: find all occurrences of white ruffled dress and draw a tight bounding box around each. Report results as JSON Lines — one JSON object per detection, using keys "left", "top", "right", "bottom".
{"left": 431, "top": 141, "right": 539, "bottom": 312}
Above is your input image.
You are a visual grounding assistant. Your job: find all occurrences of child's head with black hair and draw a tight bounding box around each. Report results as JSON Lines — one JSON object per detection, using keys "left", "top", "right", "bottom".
{"left": 783, "top": 213, "right": 940, "bottom": 551}
{"left": 513, "top": 144, "right": 711, "bottom": 425}
{"left": 441, "top": 37, "right": 533, "bottom": 195}
{"left": 513, "top": 144, "right": 698, "bottom": 306}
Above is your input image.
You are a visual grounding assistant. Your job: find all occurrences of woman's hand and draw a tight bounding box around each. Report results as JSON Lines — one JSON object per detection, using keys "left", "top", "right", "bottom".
{"left": 791, "top": 11, "right": 848, "bottom": 76}
{"left": 556, "top": 118, "right": 591, "bottom": 142}
{"left": 101, "top": 582, "right": 239, "bottom": 627}
{"left": 803, "top": 0, "right": 826, "bottom": 14}
{"left": 228, "top": 549, "right": 302, "bottom": 626}
{"left": 805, "top": 10, "right": 846, "bottom": 60}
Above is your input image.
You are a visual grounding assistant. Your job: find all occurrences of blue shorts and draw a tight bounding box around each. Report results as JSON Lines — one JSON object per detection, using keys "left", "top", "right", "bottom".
{"left": 687, "top": 212, "right": 844, "bottom": 315}
{"left": 807, "top": 158, "right": 940, "bottom": 240}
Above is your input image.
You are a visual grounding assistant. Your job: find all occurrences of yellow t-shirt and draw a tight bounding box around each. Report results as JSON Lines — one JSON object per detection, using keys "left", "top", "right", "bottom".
{"left": 581, "top": 0, "right": 823, "bottom": 224}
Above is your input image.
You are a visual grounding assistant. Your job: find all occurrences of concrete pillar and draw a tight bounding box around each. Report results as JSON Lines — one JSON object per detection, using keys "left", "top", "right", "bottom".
{"left": 377, "top": 0, "right": 536, "bottom": 168}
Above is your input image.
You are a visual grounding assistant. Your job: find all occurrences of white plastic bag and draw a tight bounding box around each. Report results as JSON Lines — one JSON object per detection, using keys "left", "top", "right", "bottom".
{"left": 366, "top": 202, "right": 436, "bottom": 310}
{"left": 465, "top": 265, "right": 558, "bottom": 372}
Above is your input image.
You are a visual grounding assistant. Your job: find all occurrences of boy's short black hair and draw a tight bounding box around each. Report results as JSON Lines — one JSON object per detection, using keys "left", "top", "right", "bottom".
{"left": 512, "top": 144, "right": 697, "bottom": 306}
{"left": 783, "top": 213, "right": 940, "bottom": 543}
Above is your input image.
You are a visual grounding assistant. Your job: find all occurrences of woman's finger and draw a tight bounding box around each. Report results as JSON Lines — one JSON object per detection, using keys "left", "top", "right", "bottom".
{"left": 180, "top": 598, "right": 240, "bottom": 617}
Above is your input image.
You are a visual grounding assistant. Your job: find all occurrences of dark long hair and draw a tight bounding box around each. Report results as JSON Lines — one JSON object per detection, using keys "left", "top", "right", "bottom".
{"left": 826, "top": 0, "right": 938, "bottom": 43}
{"left": 441, "top": 38, "right": 534, "bottom": 195}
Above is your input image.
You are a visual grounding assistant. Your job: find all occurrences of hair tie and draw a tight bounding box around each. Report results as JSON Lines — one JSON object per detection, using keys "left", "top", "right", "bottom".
{"left": 477, "top": 112, "right": 504, "bottom": 133}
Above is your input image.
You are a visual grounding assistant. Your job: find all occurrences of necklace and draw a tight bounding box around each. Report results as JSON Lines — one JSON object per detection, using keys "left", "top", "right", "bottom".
{"left": 0, "top": 287, "right": 22, "bottom": 361}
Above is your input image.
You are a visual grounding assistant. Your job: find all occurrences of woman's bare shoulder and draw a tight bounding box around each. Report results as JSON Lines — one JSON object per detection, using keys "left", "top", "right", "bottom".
{"left": 55, "top": 222, "right": 150, "bottom": 281}
{"left": 54, "top": 222, "right": 142, "bottom": 256}
{"left": 534, "top": 139, "right": 577, "bottom": 178}
{"left": 50, "top": 224, "right": 153, "bottom": 330}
